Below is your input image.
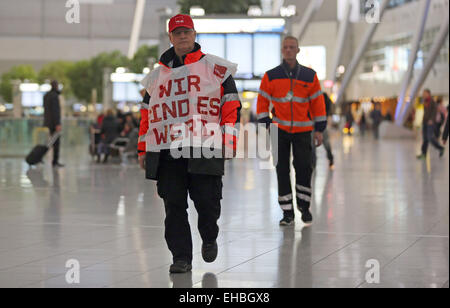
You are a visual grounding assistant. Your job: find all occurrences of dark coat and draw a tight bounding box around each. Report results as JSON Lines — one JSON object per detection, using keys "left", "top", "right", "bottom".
{"left": 43, "top": 90, "right": 61, "bottom": 130}
{"left": 423, "top": 98, "right": 437, "bottom": 125}
{"left": 370, "top": 109, "right": 382, "bottom": 125}
{"left": 101, "top": 115, "right": 120, "bottom": 144}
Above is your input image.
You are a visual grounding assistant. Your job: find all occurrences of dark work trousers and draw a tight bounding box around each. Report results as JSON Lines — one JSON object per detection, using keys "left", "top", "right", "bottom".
{"left": 421, "top": 124, "right": 444, "bottom": 155}
{"left": 50, "top": 128, "right": 60, "bottom": 165}
{"left": 156, "top": 158, "right": 222, "bottom": 264}
{"left": 273, "top": 128, "right": 313, "bottom": 214}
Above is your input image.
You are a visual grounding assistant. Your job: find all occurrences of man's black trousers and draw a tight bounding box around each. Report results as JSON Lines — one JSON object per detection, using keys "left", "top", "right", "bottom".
{"left": 156, "top": 158, "right": 222, "bottom": 264}
{"left": 273, "top": 128, "right": 313, "bottom": 212}
{"left": 50, "top": 128, "right": 60, "bottom": 165}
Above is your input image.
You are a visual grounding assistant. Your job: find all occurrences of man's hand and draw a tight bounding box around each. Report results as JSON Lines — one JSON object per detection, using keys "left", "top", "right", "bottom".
{"left": 314, "top": 132, "right": 323, "bottom": 147}
{"left": 139, "top": 155, "right": 145, "bottom": 170}
{"left": 55, "top": 125, "right": 62, "bottom": 132}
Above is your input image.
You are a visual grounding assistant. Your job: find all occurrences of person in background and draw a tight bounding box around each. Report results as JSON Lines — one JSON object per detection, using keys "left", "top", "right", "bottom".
{"left": 43, "top": 80, "right": 64, "bottom": 167}
{"left": 312, "top": 93, "right": 335, "bottom": 169}
{"left": 345, "top": 104, "right": 354, "bottom": 135}
{"left": 384, "top": 112, "right": 392, "bottom": 122}
{"left": 120, "top": 122, "right": 133, "bottom": 138}
{"left": 125, "top": 113, "right": 138, "bottom": 129}
{"left": 359, "top": 112, "right": 367, "bottom": 137}
{"left": 98, "top": 109, "right": 120, "bottom": 163}
{"left": 370, "top": 102, "right": 383, "bottom": 139}
{"left": 442, "top": 104, "right": 449, "bottom": 145}
{"left": 434, "top": 97, "right": 447, "bottom": 138}
{"left": 417, "top": 89, "right": 445, "bottom": 159}
{"left": 257, "top": 36, "right": 327, "bottom": 226}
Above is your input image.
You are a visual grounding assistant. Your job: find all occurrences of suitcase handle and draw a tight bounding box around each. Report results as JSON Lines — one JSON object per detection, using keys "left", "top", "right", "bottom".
{"left": 47, "top": 132, "right": 61, "bottom": 148}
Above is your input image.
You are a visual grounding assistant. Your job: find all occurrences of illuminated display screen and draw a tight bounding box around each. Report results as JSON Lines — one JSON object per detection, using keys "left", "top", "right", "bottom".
{"left": 297, "top": 46, "right": 327, "bottom": 80}
{"left": 254, "top": 34, "right": 281, "bottom": 77}
{"left": 226, "top": 34, "right": 253, "bottom": 78}
{"left": 197, "top": 33, "right": 282, "bottom": 79}
{"left": 113, "top": 82, "right": 144, "bottom": 102}
{"left": 22, "top": 91, "right": 44, "bottom": 107}
{"left": 197, "top": 34, "right": 225, "bottom": 58}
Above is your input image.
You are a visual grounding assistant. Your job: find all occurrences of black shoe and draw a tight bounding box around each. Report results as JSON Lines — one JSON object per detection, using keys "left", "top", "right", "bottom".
{"left": 298, "top": 206, "right": 313, "bottom": 224}
{"left": 439, "top": 148, "right": 445, "bottom": 158}
{"left": 52, "top": 162, "right": 64, "bottom": 168}
{"left": 416, "top": 154, "right": 426, "bottom": 160}
{"left": 202, "top": 241, "right": 218, "bottom": 263}
{"left": 279, "top": 211, "right": 295, "bottom": 226}
{"left": 169, "top": 260, "right": 192, "bottom": 274}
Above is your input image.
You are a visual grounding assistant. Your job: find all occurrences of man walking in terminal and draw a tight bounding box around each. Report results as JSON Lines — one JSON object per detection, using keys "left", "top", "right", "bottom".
{"left": 417, "top": 89, "right": 445, "bottom": 159}
{"left": 257, "top": 36, "right": 327, "bottom": 226}
{"left": 138, "top": 14, "right": 241, "bottom": 274}
{"left": 43, "top": 80, "right": 64, "bottom": 167}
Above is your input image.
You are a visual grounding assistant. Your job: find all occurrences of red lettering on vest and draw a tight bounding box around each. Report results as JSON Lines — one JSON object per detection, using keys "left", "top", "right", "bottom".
{"left": 178, "top": 99, "right": 190, "bottom": 117}
{"left": 162, "top": 101, "right": 177, "bottom": 120}
{"left": 153, "top": 126, "right": 168, "bottom": 145}
{"left": 209, "top": 98, "right": 220, "bottom": 116}
{"left": 173, "top": 78, "right": 186, "bottom": 95}
{"left": 159, "top": 80, "right": 172, "bottom": 98}
{"left": 188, "top": 75, "right": 201, "bottom": 92}
{"left": 150, "top": 104, "right": 162, "bottom": 123}
{"left": 197, "top": 96, "right": 209, "bottom": 115}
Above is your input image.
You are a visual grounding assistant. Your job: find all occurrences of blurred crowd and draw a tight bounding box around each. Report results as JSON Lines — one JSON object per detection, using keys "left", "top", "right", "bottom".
{"left": 89, "top": 109, "right": 140, "bottom": 163}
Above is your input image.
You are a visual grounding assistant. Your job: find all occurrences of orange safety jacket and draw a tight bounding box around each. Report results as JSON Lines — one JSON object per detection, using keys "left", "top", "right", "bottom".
{"left": 257, "top": 61, "right": 327, "bottom": 133}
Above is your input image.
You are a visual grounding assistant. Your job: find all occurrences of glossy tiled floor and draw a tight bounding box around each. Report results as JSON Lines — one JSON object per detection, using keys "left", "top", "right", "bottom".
{"left": 0, "top": 132, "right": 448, "bottom": 288}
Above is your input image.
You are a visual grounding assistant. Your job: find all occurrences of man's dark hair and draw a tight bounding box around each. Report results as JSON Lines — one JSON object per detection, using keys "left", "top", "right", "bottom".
{"left": 51, "top": 80, "right": 59, "bottom": 91}
{"left": 423, "top": 88, "right": 431, "bottom": 95}
{"left": 283, "top": 35, "right": 299, "bottom": 47}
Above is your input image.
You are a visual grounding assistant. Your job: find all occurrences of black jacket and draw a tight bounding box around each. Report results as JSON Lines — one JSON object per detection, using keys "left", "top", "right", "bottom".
{"left": 43, "top": 90, "right": 61, "bottom": 130}
{"left": 423, "top": 98, "right": 437, "bottom": 125}
{"left": 101, "top": 115, "right": 120, "bottom": 144}
{"left": 141, "top": 43, "right": 241, "bottom": 180}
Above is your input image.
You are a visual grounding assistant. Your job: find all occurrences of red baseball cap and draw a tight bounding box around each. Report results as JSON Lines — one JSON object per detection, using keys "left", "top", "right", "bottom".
{"left": 168, "top": 14, "right": 195, "bottom": 33}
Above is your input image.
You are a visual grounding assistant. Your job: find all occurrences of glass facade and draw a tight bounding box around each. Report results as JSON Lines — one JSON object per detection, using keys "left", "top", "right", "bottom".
{"left": 361, "top": 26, "right": 449, "bottom": 83}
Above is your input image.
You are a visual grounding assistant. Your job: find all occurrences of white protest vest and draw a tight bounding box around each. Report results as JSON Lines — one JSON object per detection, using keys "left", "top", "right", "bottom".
{"left": 140, "top": 54, "right": 237, "bottom": 151}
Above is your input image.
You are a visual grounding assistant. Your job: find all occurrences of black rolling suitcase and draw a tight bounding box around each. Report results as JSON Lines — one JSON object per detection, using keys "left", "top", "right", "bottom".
{"left": 25, "top": 132, "right": 61, "bottom": 165}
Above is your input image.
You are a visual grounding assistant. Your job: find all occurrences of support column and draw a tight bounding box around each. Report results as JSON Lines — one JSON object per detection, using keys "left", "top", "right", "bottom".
{"left": 400, "top": 11, "right": 449, "bottom": 125}
{"left": 128, "top": 0, "right": 146, "bottom": 59}
{"left": 395, "top": 0, "right": 431, "bottom": 124}
{"left": 295, "top": 0, "right": 324, "bottom": 43}
{"left": 12, "top": 80, "right": 22, "bottom": 119}
{"left": 335, "top": 0, "right": 390, "bottom": 106}
{"left": 102, "top": 68, "right": 113, "bottom": 112}
{"left": 330, "top": 0, "right": 352, "bottom": 83}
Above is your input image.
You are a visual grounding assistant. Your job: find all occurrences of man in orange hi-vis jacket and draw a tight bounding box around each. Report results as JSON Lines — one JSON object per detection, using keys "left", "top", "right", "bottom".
{"left": 257, "top": 36, "right": 327, "bottom": 226}
{"left": 138, "top": 14, "right": 241, "bottom": 274}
